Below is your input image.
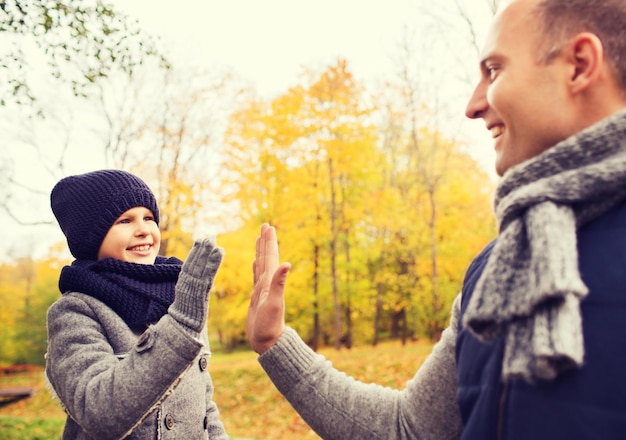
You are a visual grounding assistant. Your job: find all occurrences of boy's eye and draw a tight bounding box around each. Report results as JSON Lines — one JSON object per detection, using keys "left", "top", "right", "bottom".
{"left": 144, "top": 216, "right": 154, "bottom": 222}
{"left": 118, "top": 218, "right": 131, "bottom": 224}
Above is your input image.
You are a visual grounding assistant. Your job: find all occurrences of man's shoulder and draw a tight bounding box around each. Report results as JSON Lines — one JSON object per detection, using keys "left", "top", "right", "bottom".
{"left": 464, "top": 240, "right": 497, "bottom": 282}
{"left": 582, "top": 199, "right": 626, "bottom": 232}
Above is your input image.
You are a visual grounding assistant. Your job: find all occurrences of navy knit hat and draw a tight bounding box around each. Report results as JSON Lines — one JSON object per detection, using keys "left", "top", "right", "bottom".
{"left": 51, "top": 169, "right": 160, "bottom": 261}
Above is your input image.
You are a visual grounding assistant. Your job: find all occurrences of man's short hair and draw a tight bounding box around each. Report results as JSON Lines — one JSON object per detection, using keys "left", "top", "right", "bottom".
{"left": 533, "top": 0, "right": 626, "bottom": 92}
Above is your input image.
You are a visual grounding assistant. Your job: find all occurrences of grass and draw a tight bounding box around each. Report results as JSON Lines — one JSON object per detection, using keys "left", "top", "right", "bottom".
{"left": 0, "top": 339, "right": 433, "bottom": 440}
{"left": 0, "top": 370, "right": 67, "bottom": 440}
{"left": 0, "top": 418, "right": 64, "bottom": 440}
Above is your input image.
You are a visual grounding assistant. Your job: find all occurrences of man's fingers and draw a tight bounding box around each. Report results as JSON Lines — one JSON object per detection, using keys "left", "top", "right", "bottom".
{"left": 261, "top": 225, "right": 279, "bottom": 277}
{"left": 263, "top": 263, "right": 290, "bottom": 316}
{"left": 271, "top": 263, "right": 291, "bottom": 290}
{"left": 252, "top": 257, "right": 258, "bottom": 284}
{"left": 249, "top": 272, "right": 264, "bottom": 309}
{"left": 254, "top": 234, "right": 262, "bottom": 281}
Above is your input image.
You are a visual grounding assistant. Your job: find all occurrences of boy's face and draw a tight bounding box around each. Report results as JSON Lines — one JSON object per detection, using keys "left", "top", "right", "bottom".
{"left": 97, "top": 206, "right": 161, "bottom": 264}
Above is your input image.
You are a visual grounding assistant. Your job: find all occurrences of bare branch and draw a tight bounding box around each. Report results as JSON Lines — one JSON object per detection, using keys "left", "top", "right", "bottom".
{"left": 455, "top": 0, "right": 481, "bottom": 57}
{"left": 1, "top": 202, "right": 53, "bottom": 226}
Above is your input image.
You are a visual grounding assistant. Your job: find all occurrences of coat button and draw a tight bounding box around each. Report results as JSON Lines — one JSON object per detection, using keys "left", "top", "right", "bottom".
{"left": 199, "top": 355, "right": 208, "bottom": 371}
{"left": 137, "top": 332, "right": 150, "bottom": 346}
{"left": 164, "top": 413, "right": 175, "bottom": 430}
{"left": 135, "top": 330, "right": 154, "bottom": 353}
{"left": 204, "top": 415, "right": 208, "bottom": 430}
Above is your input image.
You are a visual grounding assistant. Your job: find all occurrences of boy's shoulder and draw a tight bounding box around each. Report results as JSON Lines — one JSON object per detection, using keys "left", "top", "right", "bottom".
{"left": 48, "top": 291, "right": 120, "bottom": 321}
{"left": 47, "top": 291, "right": 137, "bottom": 344}
{"left": 50, "top": 290, "right": 97, "bottom": 308}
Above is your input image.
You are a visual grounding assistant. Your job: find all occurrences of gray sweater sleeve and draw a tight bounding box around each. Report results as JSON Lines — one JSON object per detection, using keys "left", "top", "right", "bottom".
{"left": 259, "top": 294, "right": 463, "bottom": 440}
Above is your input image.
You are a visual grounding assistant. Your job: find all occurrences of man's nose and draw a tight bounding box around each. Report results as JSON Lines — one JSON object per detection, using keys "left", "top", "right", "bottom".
{"left": 465, "top": 81, "right": 488, "bottom": 119}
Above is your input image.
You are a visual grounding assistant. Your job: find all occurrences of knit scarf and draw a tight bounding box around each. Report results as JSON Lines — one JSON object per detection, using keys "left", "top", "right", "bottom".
{"left": 463, "top": 109, "right": 626, "bottom": 383}
{"left": 58, "top": 256, "right": 183, "bottom": 328}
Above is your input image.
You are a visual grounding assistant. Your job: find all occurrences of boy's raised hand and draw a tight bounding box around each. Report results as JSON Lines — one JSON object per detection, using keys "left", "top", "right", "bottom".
{"left": 247, "top": 224, "right": 291, "bottom": 354}
{"left": 169, "top": 238, "right": 224, "bottom": 335}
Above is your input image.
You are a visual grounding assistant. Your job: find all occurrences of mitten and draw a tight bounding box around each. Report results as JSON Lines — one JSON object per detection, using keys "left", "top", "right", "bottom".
{"left": 169, "top": 238, "right": 224, "bottom": 335}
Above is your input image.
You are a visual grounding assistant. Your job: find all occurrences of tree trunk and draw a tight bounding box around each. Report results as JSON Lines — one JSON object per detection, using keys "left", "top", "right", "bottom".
{"left": 312, "top": 243, "right": 320, "bottom": 352}
{"left": 428, "top": 187, "right": 441, "bottom": 324}
{"left": 372, "top": 281, "right": 383, "bottom": 346}
{"left": 328, "top": 158, "right": 342, "bottom": 350}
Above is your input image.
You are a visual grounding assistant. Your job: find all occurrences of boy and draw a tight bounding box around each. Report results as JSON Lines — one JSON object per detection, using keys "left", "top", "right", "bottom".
{"left": 47, "top": 169, "right": 228, "bottom": 439}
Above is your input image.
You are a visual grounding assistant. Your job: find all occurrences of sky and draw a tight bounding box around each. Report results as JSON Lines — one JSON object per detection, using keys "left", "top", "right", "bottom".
{"left": 1, "top": 0, "right": 496, "bottom": 261}
{"left": 110, "top": 0, "right": 494, "bottom": 98}
{"left": 112, "top": 0, "right": 452, "bottom": 95}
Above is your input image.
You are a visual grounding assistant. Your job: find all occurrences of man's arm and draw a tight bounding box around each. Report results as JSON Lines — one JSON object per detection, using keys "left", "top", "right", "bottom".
{"left": 247, "top": 224, "right": 462, "bottom": 439}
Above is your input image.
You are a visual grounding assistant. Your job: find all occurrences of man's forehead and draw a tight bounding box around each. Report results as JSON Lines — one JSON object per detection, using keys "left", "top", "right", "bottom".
{"left": 493, "top": 0, "right": 534, "bottom": 23}
{"left": 479, "top": 0, "right": 539, "bottom": 59}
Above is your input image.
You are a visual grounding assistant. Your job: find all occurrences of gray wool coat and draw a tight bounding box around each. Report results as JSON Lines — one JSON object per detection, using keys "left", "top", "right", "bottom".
{"left": 46, "top": 292, "right": 229, "bottom": 439}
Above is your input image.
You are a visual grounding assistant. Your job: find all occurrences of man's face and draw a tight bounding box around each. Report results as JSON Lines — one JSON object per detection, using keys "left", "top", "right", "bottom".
{"left": 465, "top": 0, "right": 576, "bottom": 176}
{"left": 97, "top": 206, "right": 161, "bottom": 264}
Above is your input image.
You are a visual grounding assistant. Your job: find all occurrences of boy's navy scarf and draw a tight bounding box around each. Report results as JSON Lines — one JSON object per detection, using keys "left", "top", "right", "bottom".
{"left": 59, "top": 256, "right": 183, "bottom": 328}
{"left": 463, "top": 109, "right": 626, "bottom": 383}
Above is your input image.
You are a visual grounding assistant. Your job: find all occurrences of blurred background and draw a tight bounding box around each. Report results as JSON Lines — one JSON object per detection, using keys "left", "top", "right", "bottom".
{"left": 0, "top": 0, "right": 498, "bottom": 365}
{"left": 1, "top": 1, "right": 502, "bottom": 437}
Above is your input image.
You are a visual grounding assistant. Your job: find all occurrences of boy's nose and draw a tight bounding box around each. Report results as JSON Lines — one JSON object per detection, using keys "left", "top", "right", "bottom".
{"left": 135, "top": 222, "right": 150, "bottom": 236}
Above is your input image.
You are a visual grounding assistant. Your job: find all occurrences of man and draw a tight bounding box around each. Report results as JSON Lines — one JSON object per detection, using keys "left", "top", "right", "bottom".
{"left": 247, "top": 0, "right": 626, "bottom": 438}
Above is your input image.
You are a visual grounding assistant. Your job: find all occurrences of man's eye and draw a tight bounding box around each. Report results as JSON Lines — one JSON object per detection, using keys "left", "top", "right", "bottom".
{"left": 486, "top": 67, "right": 499, "bottom": 81}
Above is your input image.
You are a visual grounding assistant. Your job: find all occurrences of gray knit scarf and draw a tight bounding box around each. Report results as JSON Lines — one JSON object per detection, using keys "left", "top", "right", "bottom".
{"left": 463, "top": 109, "right": 626, "bottom": 383}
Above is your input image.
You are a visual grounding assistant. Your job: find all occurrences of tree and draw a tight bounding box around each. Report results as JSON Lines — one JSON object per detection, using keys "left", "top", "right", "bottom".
{"left": 2, "top": 0, "right": 243, "bottom": 256}
{"left": 14, "top": 260, "right": 59, "bottom": 365}
{"left": 0, "top": 249, "right": 68, "bottom": 365}
{"left": 0, "top": 0, "right": 165, "bottom": 111}
{"left": 104, "top": 65, "right": 245, "bottom": 257}
{"left": 372, "top": 1, "right": 498, "bottom": 340}
{"left": 219, "top": 58, "right": 494, "bottom": 349}
{"left": 221, "top": 59, "right": 382, "bottom": 349}
{"left": 305, "top": 60, "right": 380, "bottom": 349}
{"left": 0, "top": 0, "right": 167, "bottom": 234}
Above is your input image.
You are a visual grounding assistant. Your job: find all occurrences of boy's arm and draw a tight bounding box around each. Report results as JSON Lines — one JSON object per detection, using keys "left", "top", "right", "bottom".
{"left": 47, "top": 298, "right": 203, "bottom": 439}
{"left": 46, "top": 239, "right": 225, "bottom": 439}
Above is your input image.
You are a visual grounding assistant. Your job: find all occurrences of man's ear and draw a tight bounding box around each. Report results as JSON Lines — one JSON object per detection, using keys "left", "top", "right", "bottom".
{"left": 567, "top": 32, "right": 604, "bottom": 94}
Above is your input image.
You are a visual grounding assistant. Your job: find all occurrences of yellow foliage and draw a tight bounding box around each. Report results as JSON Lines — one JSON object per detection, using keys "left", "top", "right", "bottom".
{"left": 2, "top": 60, "right": 497, "bottom": 357}
{"left": 0, "top": 252, "right": 71, "bottom": 365}
{"left": 215, "top": 59, "right": 496, "bottom": 346}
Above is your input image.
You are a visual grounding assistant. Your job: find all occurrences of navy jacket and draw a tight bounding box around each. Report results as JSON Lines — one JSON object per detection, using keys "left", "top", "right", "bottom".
{"left": 456, "top": 202, "right": 626, "bottom": 439}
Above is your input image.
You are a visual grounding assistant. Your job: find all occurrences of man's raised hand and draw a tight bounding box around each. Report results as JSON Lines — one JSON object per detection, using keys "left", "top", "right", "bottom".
{"left": 247, "top": 224, "right": 291, "bottom": 354}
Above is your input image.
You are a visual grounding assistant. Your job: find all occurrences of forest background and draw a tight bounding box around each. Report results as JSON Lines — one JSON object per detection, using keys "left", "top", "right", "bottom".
{"left": 0, "top": 0, "right": 499, "bottom": 367}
